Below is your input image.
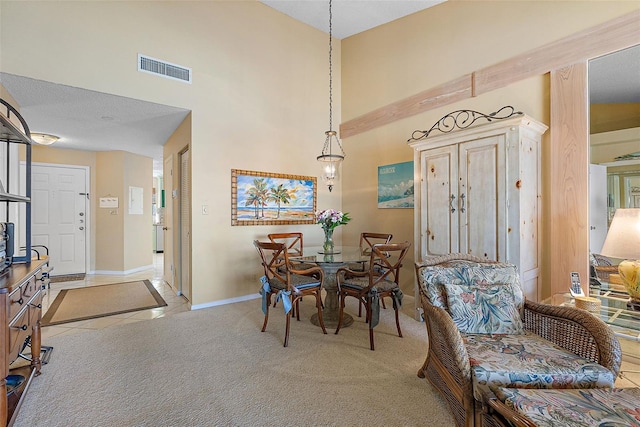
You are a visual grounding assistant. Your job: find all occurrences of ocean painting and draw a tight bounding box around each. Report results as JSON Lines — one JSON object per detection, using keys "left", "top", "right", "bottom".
{"left": 231, "top": 169, "right": 317, "bottom": 225}
{"left": 378, "top": 161, "right": 414, "bottom": 209}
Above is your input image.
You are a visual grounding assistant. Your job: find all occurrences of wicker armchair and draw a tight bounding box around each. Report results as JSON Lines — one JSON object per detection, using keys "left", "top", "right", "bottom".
{"left": 415, "top": 253, "right": 622, "bottom": 427}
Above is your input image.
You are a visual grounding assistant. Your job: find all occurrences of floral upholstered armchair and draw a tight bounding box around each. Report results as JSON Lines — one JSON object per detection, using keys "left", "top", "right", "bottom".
{"left": 414, "top": 254, "right": 622, "bottom": 427}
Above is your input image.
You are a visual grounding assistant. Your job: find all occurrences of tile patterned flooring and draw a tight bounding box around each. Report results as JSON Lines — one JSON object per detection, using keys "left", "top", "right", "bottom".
{"left": 39, "top": 254, "right": 640, "bottom": 388}
{"left": 40, "top": 254, "right": 189, "bottom": 341}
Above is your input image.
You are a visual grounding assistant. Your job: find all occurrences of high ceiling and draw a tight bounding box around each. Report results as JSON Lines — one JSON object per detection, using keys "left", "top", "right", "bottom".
{"left": 0, "top": 2, "right": 637, "bottom": 175}
{"left": 260, "top": 0, "right": 446, "bottom": 39}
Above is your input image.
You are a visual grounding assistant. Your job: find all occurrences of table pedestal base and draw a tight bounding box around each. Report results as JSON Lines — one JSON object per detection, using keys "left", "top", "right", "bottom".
{"left": 310, "top": 262, "right": 354, "bottom": 329}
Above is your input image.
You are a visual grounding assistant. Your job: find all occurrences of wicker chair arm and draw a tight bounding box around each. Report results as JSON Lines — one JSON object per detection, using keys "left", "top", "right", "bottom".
{"left": 485, "top": 395, "right": 537, "bottom": 427}
{"left": 421, "top": 293, "right": 473, "bottom": 390}
{"left": 523, "top": 299, "right": 621, "bottom": 376}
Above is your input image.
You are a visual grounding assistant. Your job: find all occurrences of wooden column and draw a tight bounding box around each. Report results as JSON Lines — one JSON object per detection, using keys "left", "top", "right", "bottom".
{"left": 549, "top": 63, "right": 590, "bottom": 296}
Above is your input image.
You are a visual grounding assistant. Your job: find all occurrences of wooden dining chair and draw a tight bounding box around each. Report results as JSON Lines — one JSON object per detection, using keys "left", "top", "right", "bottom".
{"left": 349, "top": 232, "right": 393, "bottom": 315}
{"left": 335, "top": 241, "right": 411, "bottom": 350}
{"left": 254, "top": 240, "right": 327, "bottom": 347}
{"left": 267, "top": 232, "right": 318, "bottom": 309}
{"left": 267, "top": 232, "right": 317, "bottom": 270}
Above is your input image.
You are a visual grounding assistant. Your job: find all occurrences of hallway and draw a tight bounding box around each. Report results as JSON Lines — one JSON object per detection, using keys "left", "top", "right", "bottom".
{"left": 40, "top": 254, "right": 189, "bottom": 341}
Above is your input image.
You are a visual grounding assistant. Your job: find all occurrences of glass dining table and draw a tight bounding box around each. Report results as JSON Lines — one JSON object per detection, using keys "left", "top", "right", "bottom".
{"left": 292, "top": 245, "right": 369, "bottom": 328}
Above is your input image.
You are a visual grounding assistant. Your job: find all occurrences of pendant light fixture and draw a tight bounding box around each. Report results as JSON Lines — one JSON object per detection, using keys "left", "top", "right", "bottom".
{"left": 317, "top": 0, "right": 344, "bottom": 192}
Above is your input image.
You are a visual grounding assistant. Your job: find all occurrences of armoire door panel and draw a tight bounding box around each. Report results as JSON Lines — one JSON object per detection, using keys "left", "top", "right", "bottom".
{"left": 420, "top": 146, "right": 458, "bottom": 256}
{"left": 459, "top": 136, "right": 505, "bottom": 260}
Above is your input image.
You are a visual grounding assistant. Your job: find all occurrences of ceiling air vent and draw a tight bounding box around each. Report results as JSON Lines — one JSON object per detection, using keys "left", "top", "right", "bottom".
{"left": 138, "top": 54, "right": 192, "bottom": 84}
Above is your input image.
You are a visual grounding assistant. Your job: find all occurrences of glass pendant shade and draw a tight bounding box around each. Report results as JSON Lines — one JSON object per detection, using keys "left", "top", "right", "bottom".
{"left": 317, "top": 130, "right": 344, "bottom": 192}
{"left": 317, "top": 0, "right": 344, "bottom": 192}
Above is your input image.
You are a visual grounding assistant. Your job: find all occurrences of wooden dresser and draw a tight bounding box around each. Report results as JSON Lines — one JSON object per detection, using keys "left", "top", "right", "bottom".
{"left": 0, "top": 259, "right": 48, "bottom": 426}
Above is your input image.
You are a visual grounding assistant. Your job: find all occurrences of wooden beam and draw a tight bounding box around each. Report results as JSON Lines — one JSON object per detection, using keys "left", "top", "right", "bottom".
{"left": 474, "top": 10, "right": 640, "bottom": 96}
{"left": 340, "top": 10, "right": 640, "bottom": 138}
{"left": 549, "top": 63, "right": 590, "bottom": 297}
{"left": 339, "top": 74, "right": 472, "bottom": 139}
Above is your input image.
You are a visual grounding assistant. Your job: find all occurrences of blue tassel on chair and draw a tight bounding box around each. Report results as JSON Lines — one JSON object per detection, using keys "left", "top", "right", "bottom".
{"left": 259, "top": 276, "right": 270, "bottom": 314}
{"left": 369, "top": 288, "right": 380, "bottom": 328}
{"left": 392, "top": 288, "right": 404, "bottom": 310}
{"left": 276, "top": 290, "right": 293, "bottom": 314}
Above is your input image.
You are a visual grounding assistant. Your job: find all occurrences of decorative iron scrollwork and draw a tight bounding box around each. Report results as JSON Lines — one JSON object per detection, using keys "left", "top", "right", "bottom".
{"left": 407, "top": 106, "right": 523, "bottom": 142}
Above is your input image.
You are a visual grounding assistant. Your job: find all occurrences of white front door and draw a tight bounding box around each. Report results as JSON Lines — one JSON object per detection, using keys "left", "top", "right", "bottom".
{"left": 29, "top": 164, "right": 88, "bottom": 276}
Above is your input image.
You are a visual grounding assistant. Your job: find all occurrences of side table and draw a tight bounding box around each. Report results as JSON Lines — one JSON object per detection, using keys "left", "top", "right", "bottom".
{"left": 549, "top": 290, "right": 640, "bottom": 362}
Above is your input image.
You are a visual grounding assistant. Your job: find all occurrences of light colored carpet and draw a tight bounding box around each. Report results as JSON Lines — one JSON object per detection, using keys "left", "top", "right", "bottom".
{"left": 16, "top": 295, "right": 454, "bottom": 426}
{"left": 41, "top": 280, "right": 167, "bottom": 326}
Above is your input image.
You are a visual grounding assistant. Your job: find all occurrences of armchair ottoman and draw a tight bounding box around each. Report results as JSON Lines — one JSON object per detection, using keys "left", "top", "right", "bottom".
{"left": 485, "top": 387, "right": 640, "bottom": 426}
{"left": 415, "top": 254, "right": 622, "bottom": 427}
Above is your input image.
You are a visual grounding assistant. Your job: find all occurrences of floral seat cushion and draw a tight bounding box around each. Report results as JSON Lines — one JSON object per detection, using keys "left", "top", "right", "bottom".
{"left": 494, "top": 387, "right": 640, "bottom": 427}
{"left": 464, "top": 332, "right": 615, "bottom": 401}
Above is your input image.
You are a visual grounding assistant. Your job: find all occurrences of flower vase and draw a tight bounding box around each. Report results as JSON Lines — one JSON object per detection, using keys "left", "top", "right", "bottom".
{"left": 323, "top": 228, "right": 335, "bottom": 254}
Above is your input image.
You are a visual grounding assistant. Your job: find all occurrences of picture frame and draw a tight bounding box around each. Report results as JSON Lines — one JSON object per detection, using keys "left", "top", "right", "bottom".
{"left": 377, "top": 161, "right": 414, "bottom": 209}
{"left": 231, "top": 169, "right": 317, "bottom": 226}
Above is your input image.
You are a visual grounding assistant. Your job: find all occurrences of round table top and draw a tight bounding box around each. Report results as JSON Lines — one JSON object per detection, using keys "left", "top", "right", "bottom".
{"left": 297, "top": 246, "right": 369, "bottom": 264}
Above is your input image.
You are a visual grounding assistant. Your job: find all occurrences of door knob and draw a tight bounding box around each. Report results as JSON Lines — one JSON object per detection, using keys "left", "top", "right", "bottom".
{"left": 79, "top": 227, "right": 84, "bottom": 230}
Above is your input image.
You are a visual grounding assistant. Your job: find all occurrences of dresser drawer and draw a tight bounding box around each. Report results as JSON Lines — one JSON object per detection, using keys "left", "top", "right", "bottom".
{"left": 21, "top": 275, "right": 39, "bottom": 301}
{"left": 27, "top": 290, "right": 42, "bottom": 326}
{"left": 8, "top": 274, "right": 37, "bottom": 320}
{"left": 8, "top": 308, "right": 30, "bottom": 364}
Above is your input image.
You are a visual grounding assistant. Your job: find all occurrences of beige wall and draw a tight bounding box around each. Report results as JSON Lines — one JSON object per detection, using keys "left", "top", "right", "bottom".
{"left": 123, "top": 152, "right": 153, "bottom": 271}
{"left": 93, "top": 150, "right": 153, "bottom": 272}
{"left": 95, "top": 151, "right": 125, "bottom": 271}
{"left": 340, "top": 1, "right": 639, "bottom": 296}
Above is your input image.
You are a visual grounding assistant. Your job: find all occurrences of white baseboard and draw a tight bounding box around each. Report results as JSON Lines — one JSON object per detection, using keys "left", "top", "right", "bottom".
{"left": 190, "top": 293, "right": 261, "bottom": 311}
{"left": 89, "top": 264, "right": 154, "bottom": 276}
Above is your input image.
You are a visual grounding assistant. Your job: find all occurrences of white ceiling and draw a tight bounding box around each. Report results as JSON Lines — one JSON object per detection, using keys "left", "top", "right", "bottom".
{"left": 260, "top": 0, "right": 446, "bottom": 39}
{"left": 0, "top": 1, "right": 638, "bottom": 176}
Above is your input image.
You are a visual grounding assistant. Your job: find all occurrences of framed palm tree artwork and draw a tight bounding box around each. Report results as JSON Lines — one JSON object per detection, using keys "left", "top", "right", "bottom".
{"left": 231, "top": 169, "right": 317, "bottom": 226}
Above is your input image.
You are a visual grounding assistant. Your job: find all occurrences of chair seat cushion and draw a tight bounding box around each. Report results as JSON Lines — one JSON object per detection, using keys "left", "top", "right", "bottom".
{"left": 494, "top": 387, "right": 640, "bottom": 427}
{"left": 464, "top": 332, "right": 615, "bottom": 401}
{"left": 341, "top": 276, "right": 398, "bottom": 293}
{"left": 268, "top": 274, "right": 320, "bottom": 292}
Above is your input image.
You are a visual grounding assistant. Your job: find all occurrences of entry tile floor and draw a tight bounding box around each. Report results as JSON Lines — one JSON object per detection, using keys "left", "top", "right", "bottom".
{"left": 38, "top": 254, "right": 640, "bottom": 388}
{"left": 40, "top": 253, "right": 189, "bottom": 341}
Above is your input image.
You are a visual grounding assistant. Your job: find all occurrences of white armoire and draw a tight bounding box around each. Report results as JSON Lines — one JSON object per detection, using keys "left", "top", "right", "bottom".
{"left": 408, "top": 113, "right": 548, "bottom": 309}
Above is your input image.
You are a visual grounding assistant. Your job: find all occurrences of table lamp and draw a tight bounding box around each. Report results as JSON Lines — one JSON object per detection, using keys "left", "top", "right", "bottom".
{"left": 600, "top": 208, "right": 640, "bottom": 310}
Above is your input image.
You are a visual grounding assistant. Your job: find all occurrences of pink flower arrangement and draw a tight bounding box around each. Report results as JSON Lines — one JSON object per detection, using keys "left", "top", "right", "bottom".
{"left": 316, "top": 209, "right": 351, "bottom": 231}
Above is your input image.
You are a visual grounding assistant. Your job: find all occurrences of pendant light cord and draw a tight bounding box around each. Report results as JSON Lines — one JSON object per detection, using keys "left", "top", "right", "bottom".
{"left": 328, "top": 0, "right": 333, "bottom": 133}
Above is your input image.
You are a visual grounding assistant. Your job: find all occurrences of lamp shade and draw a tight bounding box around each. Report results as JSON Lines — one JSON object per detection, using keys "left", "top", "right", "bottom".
{"left": 600, "top": 208, "right": 640, "bottom": 260}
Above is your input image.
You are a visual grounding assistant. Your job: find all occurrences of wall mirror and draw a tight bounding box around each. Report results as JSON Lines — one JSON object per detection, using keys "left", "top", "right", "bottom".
{"left": 588, "top": 44, "right": 640, "bottom": 255}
